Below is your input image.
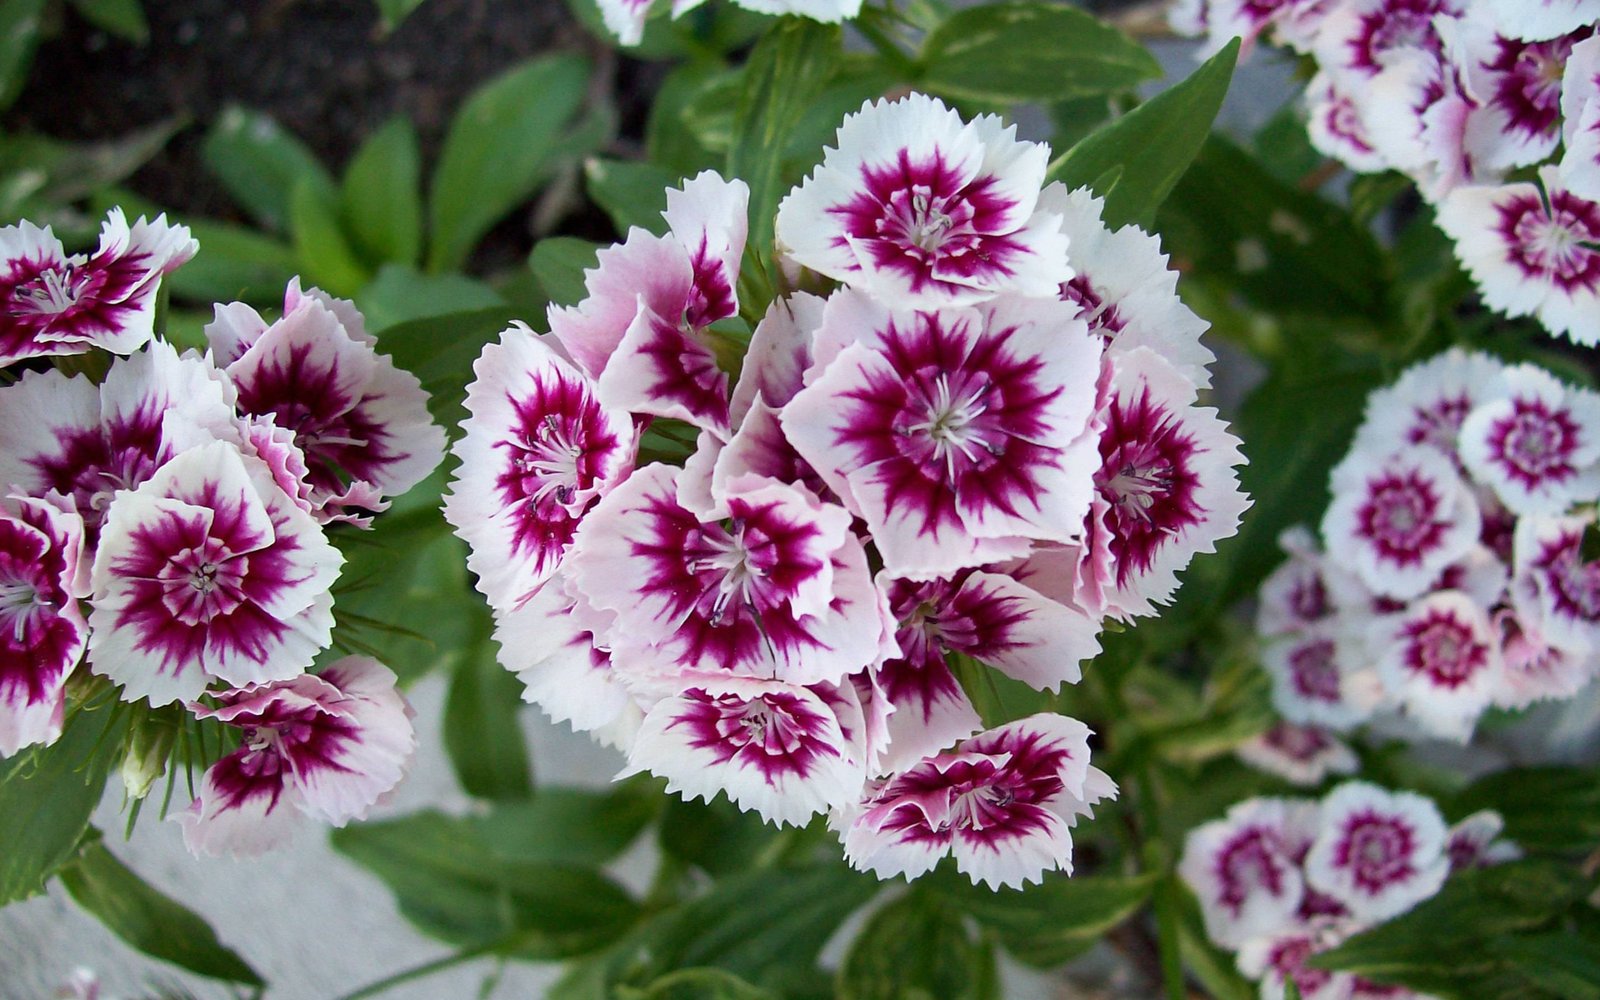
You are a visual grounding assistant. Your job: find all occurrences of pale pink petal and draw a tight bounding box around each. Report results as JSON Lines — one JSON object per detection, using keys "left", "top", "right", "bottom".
{"left": 0, "top": 495, "right": 87, "bottom": 756}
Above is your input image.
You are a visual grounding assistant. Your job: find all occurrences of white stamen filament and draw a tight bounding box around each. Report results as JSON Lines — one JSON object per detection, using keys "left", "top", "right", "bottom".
{"left": 0, "top": 579, "right": 49, "bottom": 644}
{"left": 13, "top": 265, "right": 89, "bottom": 316}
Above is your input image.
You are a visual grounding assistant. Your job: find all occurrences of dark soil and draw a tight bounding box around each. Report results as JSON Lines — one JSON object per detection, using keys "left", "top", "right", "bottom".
{"left": 5, "top": 0, "right": 644, "bottom": 237}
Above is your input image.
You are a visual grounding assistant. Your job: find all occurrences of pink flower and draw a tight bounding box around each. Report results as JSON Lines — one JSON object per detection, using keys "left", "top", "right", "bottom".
{"left": 444, "top": 323, "right": 636, "bottom": 612}
{"left": 776, "top": 95, "right": 1070, "bottom": 308}
{"left": 1322, "top": 445, "right": 1482, "bottom": 600}
{"left": 1313, "top": 0, "right": 1462, "bottom": 82}
{"left": 1435, "top": 167, "right": 1600, "bottom": 345}
{"left": 1304, "top": 782, "right": 1449, "bottom": 922}
{"left": 1306, "top": 71, "right": 1391, "bottom": 173}
{"left": 0, "top": 341, "right": 237, "bottom": 544}
{"left": 1490, "top": 607, "right": 1595, "bottom": 708}
{"left": 1444, "top": 809, "right": 1520, "bottom": 870}
{"left": 1257, "top": 527, "right": 1339, "bottom": 637}
{"left": 1351, "top": 348, "right": 1508, "bottom": 460}
{"left": 1373, "top": 590, "right": 1503, "bottom": 741}
{"left": 622, "top": 672, "right": 868, "bottom": 827}
{"left": 1458, "top": 363, "right": 1600, "bottom": 516}
{"left": 1178, "top": 797, "right": 1319, "bottom": 949}
{"left": 0, "top": 208, "right": 196, "bottom": 367}
{"left": 87, "top": 441, "right": 342, "bottom": 706}
{"left": 179, "top": 656, "right": 415, "bottom": 857}
{"left": 566, "top": 465, "right": 889, "bottom": 685}
{"left": 1236, "top": 923, "right": 1357, "bottom": 1000}
{"left": 1263, "top": 628, "right": 1374, "bottom": 730}
{"left": 0, "top": 493, "right": 87, "bottom": 756}
{"left": 550, "top": 171, "right": 748, "bottom": 438}
{"left": 1511, "top": 514, "right": 1600, "bottom": 654}
{"left": 1458, "top": 22, "right": 1589, "bottom": 173}
{"left": 781, "top": 292, "right": 1102, "bottom": 578}
{"left": 1237, "top": 722, "right": 1361, "bottom": 787}
{"left": 841, "top": 714, "right": 1114, "bottom": 889}
{"left": 208, "top": 280, "right": 446, "bottom": 526}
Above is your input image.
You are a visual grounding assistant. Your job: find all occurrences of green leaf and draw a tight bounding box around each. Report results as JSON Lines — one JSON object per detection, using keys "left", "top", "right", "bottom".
{"left": 1452, "top": 766, "right": 1600, "bottom": 856}
{"left": 366, "top": 306, "right": 519, "bottom": 429}
{"left": 658, "top": 792, "right": 779, "bottom": 876}
{"left": 166, "top": 219, "right": 300, "bottom": 304}
{"left": 331, "top": 809, "right": 641, "bottom": 957}
{"left": 442, "top": 636, "right": 534, "bottom": 801}
{"left": 472, "top": 782, "right": 659, "bottom": 867}
{"left": 1, "top": 119, "right": 179, "bottom": 215}
{"left": 1159, "top": 135, "right": 1391, "bottom": 322}
{"left": 353, "top": 264, "right": 505, "bottom": 333}
{"left": 630, "top": 968, "right": 779, "bottom": 1000}
{"left": 0, "top": 704, "right": 119, "bottom": 904}
{"left": 929, "top": 870, "right": 1158, "bottom": 968}
{"left": 0, "top": 0, "right": 45, "bottom": 112}
{"left": 647, "top": 60, "right": 731, "bottom": 176}
{"left": 428, "top": 53, "right": 597, "bottom": 272}
{"left": 342, "top": 116, "right": 423, "bottom": 267}
{"left": 66, "top": 0, "right": 149, "bottom": 42}
{"left": 59, "top": 838, "right": 262, "bottom": 984}
{"left": 1046, "top": 38, "right": 1238, "bottom": 230}
{"left": 584, "top": 157, "right": 679, "bottom": 236}
{"left": 837, "top": 892, "right": 994, "bottom": 1000}
{"left": 202, "top": 107, "right": 337, "bottom": 234}
{"left": 374, "top": 0, "right": 427, "bottom": 31}
{"left": 530, "top": 236, "right": 602, "bottom": 310}
{"left": 726, "top": 18, "right": 841, "bottom": 261}
{"left": 289, "top": 176, "right": 371, "bottom": 297}
{"left": 1490, "top": 934, "right": 1600, "bottom": 1000}
{"left": 919, "top": 1, "right": 1161, "bottom": 105}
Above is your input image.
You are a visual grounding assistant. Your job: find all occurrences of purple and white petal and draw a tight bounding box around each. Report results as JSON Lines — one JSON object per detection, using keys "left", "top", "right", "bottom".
{"left": 661, "top": 170, "right": 748, "bottom": 331}
{"left": 1350, "top": 348, "right": 1509, "bottom": 460}
{"left": 1092, "top": 347, "right": 1249, "bottom": 618}
{"left": 1510, "top": 514, "right": 1600, "bottom": 654}
{"left": 1237, "top": 722, "right": 1361, "bottom": 787}
{"left": 1373, "top": 590, "right": 1502, "bottom": 742}
{"left": 1435, "top": 168, "right": 1600, "bottom": 346}
{"left": 783, "top": 296, "right": 1101, "bottom": 578}
{"left": 1458, "top": 364, "right": 1600, "bottom": 516}
{"left": 1178, "top": 797, "right": 1312, "bottom": 949}
{"left": 549, "top": 229, "right": 695, "bottom": 380}
{"left": 1312, "top": 0, "right": 1461, "bottom": 82}
{"left": 0, "top": 495, "right": 88, "bottom": 756}
{"left": 1257, "top": 527, "right": 1338, "bottom": 637}
{"left": 1490, "top": 607, "right": 1595, "bottom": 709}
{"left": 1323, "top": 446, "right": 1481, "bottom": 600}
{"left": 569, "top": 465, "right": 886, "bottom": 685}
{"left": 1306, "top": 70, "right": 1392, "bottom": 174}
{"left": 730, "top": 292, "right": 826, "bottom": 428}
{"left": 623, "top": 672, "right": 867, "bottom": 827}
{"left": 775, "top": 94, "right": 1069, "bottom": 308}
{"left": 1444, "top": 809, "right": 1521, "bottom": 870}
{"left": 1561, "top": 37, "right": 1600, "bottom": 201}
{"left": 1483, "top": 0, "right": 1600, "bottom": 42}
{"left": 444, "top": 324, "right": 636, "bottom": 611}
{"left": 1304, "top": 781, "right": 1449, "bottom": 922}
{"left": 88, "top": 441, "right": 342, "bottom": 705}
{"left": 1462, "top": 24, "right": 1587, "bottom": 173}
{"left": 493, "top": 574, "right": 640, "bottom": 750}
{"left": 1236, "top": 923, "right": 1357, "bottom": 1000}
{"left": 176, "top": 744, "right": 303, "bottom": 858}
{"left": 595, "top": 294, "right": 732, "bottom": 437}
{"left": 843, "top": 714, "right": 1106, "bottom": 890}
{"left": 0, "top": 209, "right": 196, "bottom": 366}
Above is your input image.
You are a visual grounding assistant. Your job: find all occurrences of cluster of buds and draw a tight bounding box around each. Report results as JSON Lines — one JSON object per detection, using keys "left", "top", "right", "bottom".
{"left": 1180, "top": 782, "right": 1518, "bottom": 1000}
{"left": 446, "top": 93, "right": 1249, "bottom": 888}
{"left": 1252, "top": 349, "right": 1600, "bottom": 763}
{"left": 1173, "top": 0, "right": 1600, "bottom": 345}
{"left": 0, "top": 209, "right": 440, "bottom": 856}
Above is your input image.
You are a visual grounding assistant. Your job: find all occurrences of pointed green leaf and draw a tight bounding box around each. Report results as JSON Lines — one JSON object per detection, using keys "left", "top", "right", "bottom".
{"left": 289, "top": 176, "right": 371, "bottom": 297}
{"left": 726, "top": 18, "right": 841, "bottom": 260}
{"left": 838, "top": 891, "right": 994, "bottom": 1000}
{"left": 59, "top": 838, "right": 262, "bottom": 985}
{"left": 472, "top": 783, "right": 659, "bottom": 867}
{"left": 1046, "top": 38, "right": 1238, "bottom": 230}
{"left": 0, "top": 704, "right": 119, "bottom": 904}
{"left": 584, "top": 157, "right": 679, "bottom": 236}
{"left": 342, "top": 116, "right": 424, "bottom": 267}
{"left": 928, "top": 869, "right": 1158, "bottom": 968}
{"left": 530, "top": 236, "right": 602, "bottom": 309}
{"left": 1452, "top": 766, "right": 1600, "bottom": 856}
{"left": 428, "top": 53, "right": 597, "bottom": 272}
{"left": 353, "top": 264, "right": 505, "bottom": 332}
{"left": 442, "top": 632, "right": 534, "bottom": 802}
{"left": 366, "top": 306, "right": 519, "bottom": 429}
{"left": 919, "top": 1, "right": 1161, "bottom": 105}
{"left": 66, "top": 0, "right": 149, "bottom": 42}
{"left": 202, "top": 107, "right": 337, "bottom": 234}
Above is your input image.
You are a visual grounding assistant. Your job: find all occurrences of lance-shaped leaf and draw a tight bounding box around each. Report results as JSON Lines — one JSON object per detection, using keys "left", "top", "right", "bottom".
{"left": 928, "top": 868, "right": 1158, "bottom": 967}
{"left": 837, "top": 890, "right": 997, "bottom": 1000}
{"left": 1046, "top": 38, "right": 1238, "bottom": 230}
{"left": 202, "top": 107, "right": 337, "bottom": 234}
{"left": 60, "top": 837, "right": 263, "bottom": 985}
{"left": 342, "top": 116, "right": 424, "bottom": 268}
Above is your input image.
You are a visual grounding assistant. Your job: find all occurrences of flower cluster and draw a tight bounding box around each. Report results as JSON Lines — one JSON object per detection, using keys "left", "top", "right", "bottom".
{"left": 595, "top": 0, "right": 863, "bottom": 46}
{"left": 0, "top": 209, "right": 439, "bottom": 856}
{"left": 1172, "top": 0, "right": 1600, "bottom": 345}
{"left": 1252, "top": 349, "right": 1600, "bottom": 757}
{"left": 446, "top": 94, "right": 1249, "bottom": 888}
{"left": 1180, "top": 782, "right": 1518, "bottom": 1000}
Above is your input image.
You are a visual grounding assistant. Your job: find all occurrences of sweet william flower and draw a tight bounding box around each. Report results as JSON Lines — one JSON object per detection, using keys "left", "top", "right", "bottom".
{"left": 775, "top": 94, "right": 1070, "bottom": 309}
{"left": 1510, "top": 513, "right": 1600, "bottom": 655}
{"left": 0, "top": 208, "right": 196, "bottom": 367}
{"left": 1561, "top": 36, "right": 1600, "bottom": 201}
{"left": 1237, "top": 721, "right": 1360, "bottom": 787}
{"left": 1304, "top": 782, "right": 1449, "bottom": 922}
{"left": 444, "top": 323, "right": 636, "bottom": 612}
{"left": 208, "top": 280, "right": 445, "bottom": 526}
{"left": 1373, "top": 589, "right": 1503, "bottom": 742}
{"left": 1235, "top": 923, "right": 1356, "bottom": 1000}
{"left": 0, "top": 493, "right": 87, "bottom": 756}
{"left": 179, "top": 656, "right": 415, "bottom": 857}
{"left": 87, "top": 441, "right": 342, "bottom": 706}
{"left": 841, "top": 714, "right": 1115, "bottom": 890}
{"left": 781, "top": 292, "right": 1102, "bottom": 578}
{"left": 1457, "top": 363, "right": 1600, "bottom": 516}
{"left": 1483, "top": 0, "right": 1600, "bottom": 43}
{"left": 1178, "top": 797, "right": 1316, "bottom": 949}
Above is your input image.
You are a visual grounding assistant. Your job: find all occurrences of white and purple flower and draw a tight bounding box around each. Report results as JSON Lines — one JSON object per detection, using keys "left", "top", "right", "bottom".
{"left": 1303, "top": 782, "right": 1449, "bottom": 921}
{"left": 0, "top": 493, "right": 87, "bottom": 756}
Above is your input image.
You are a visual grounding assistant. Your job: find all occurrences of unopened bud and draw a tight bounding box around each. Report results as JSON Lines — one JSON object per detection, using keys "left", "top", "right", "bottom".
{"left": 120, "top": 709, "right": 179, "bottom": 801}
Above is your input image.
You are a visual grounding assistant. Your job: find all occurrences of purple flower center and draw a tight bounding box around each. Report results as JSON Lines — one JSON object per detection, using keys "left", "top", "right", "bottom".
{"left": 1098, "top": 386, "right": 1204, "bottom": 584}
{"left": 0, "top": 577, "right": 51, "bottom": 646}
{"left": 897, "top": 368, "right": 1001, "bottom": 481}
{"left": 158, "top": 538, "right": 248, "bottom": 627}
{"left": 1536, "top": 532, "right": 1600, "bottom": 625}
{"left": 674, "top": 688, "right": 837, "bottom": 780}
{"left": 1499, "top": 190, "right": 1600, "bottom": 292}
{"left": 1356, "top": 470, "right": 1446, "bottom": 565}
{"left": 1263, "top": 721, "right": 1332, "bottom": 759}
{"left": 1349, "top": 0, "right": 1449, "bottom": 74}
{"left": 1288, "top": 572, "right": 1330, "bottom": 622}
{"left": 686, "top": 517, "right": 771, "bottom": 628}
{"left": 1335, "top": 810, "right": 1417, "bottom": 893}
{"left": 1268, "top": 937, "right": 1334, "bottom": 994}
{"left": 1214, "top": 827, "right": 1288, "bottom": 916}
{"left": 1060, "top": 275, "right": 1125, "bottom": 335}
{"left": 1407, "top": 394, "right": 1472, "bottom": 450}
{"left": 10, "top": 264, "right": 96, "bottom": 318}
{"left": 1402, "top": 609, "right": 1486, "bottom": 689}
{"left": 1489, "top": 34, "right": 1582, "bottom": 142}
{"left": 1487, "top": 399, "right": 1580, "bottom": 488}
{"left": 1289, "top": 638, "right": 1342, "bottom": 703}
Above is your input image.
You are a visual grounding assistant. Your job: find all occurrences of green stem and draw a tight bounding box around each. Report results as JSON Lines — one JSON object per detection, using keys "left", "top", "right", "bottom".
{"left": 332, "top": 943, "right": 500, "bottom": 1000}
